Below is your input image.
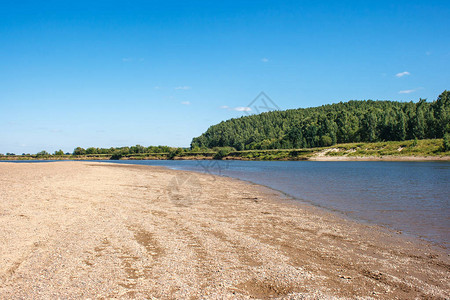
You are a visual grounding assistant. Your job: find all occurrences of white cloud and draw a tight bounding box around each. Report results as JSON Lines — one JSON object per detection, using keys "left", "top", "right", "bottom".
{"left": 181, "top": 101, "right": 190, "bottom": 105}
{"left": 122, "top": 58, "right": 133, "bottom": 62}
{"left": 233, "top": 107, "right": 252, "bottom": 112}
{"left": 220, "top": 105, "right": 252, "bottom": 112}
{"left": 261, "top": 58, "right": 269, "bottom": 63}
{"left": 175, "top": 86, "right": 191, "bottom": 90}
{"left": 396, "top": 71, "right": 410, "bottom": 77}
{"left": 399, "top": 89, "right": 416, "bottom": 94}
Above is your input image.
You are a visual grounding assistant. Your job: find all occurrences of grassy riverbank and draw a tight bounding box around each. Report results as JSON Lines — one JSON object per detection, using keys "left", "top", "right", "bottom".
{"left": 227, "top": 139, "right": 450, "bottom": 161}
{"left": 1, "top": 139, "right": 449, "bottom": 161}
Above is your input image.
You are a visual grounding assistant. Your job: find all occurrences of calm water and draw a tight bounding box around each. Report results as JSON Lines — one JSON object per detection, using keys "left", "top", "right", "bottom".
{"left": 106, "top": 160, "right": 450, "bottom": 248}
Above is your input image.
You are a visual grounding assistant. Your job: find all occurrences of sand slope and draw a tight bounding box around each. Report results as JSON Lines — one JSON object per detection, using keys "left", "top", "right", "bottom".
{"left": 0, "top": 162, "right": 448, "bottom": 299}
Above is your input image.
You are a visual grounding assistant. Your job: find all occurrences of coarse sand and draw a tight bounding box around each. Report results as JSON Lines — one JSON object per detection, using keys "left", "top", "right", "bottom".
{"left": 0, "top": 162, "right": 448, "bottom": 299}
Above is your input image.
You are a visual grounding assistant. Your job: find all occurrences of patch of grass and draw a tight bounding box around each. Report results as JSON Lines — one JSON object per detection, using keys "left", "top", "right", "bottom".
{"left": 221, "top": 139, "right": 449, "bottom": 160}
{"left": 323, "top": 139, "right": 448, "bottom": 157}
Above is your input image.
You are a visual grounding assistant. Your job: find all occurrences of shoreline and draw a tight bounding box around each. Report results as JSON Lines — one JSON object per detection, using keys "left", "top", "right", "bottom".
{"left": 0, "top": 161, "right": 448, "bottom": 298}
{"left": 3, "top": 160, "right": 448, "bottom": 249}
{"left": 166, "top": 163, "right": 449, "bottom": 250}
{"left": 2, "top": 160, "right": 449, "bottom": 249}
{"left": 2, "top": 159, "right": 448, "bottom": 248}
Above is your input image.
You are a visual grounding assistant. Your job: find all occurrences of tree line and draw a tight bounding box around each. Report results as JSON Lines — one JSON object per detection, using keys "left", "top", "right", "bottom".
{"left": 72, "top": 145, "right": 173, "bottom": 155}
{"left": 0, "top": 146, "right": 176, "bottom": 157}
{"left": 0, "top": 146, "right": 201, "bottom": 158}
{"left": 191, "top": 91, "right": 450, "bottom": 150}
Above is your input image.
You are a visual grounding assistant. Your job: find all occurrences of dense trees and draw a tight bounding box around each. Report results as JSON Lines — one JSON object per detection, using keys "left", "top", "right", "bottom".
{"left": 54, "top": 149, "right": 65, "bottom": 156}
{"left": 73, "top": 147, "right": 86, "bottom": 155}
{"left": 71, "top": 145, "right": 172, "bottom": 155}
{"left": 191, "top": 91, "right": 450, "bottom": 150}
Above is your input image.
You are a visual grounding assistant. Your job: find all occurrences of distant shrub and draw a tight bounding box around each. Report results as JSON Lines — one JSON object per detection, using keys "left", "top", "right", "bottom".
{"left": 110, "top": 152, "right": 123, "bottom": 160}
{"left": 213, "top": 147, "right": 235, "bottom": 160}
{"left": 320, "top": 135, "right": 333, "bottom": 147}
{"left": 168, "top": 148, "right": 184, "bottom": 160}
{"left": 443, "top": 133, "right": 450, "bottom": 151}
{"left": 73, "top": 147, "right": 86, "bottom": 155}
{"left": 213, "top": 149, "right": 229, "bottom": 160}
{"left": 36, "top": 150, "right": 49, "bottom": 157}
{"left": 54, "top": 149, "right": 65, "bottom": 156}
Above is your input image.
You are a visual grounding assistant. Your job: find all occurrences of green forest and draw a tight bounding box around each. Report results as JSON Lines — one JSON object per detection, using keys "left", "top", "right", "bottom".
{"left": 191, "top": 91, "right": 450, "bottom": 150}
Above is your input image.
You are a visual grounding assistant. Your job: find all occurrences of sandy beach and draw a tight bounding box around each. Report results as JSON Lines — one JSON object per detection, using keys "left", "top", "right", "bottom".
{"left": 0, "top": 161, "right": 448, "bottom": 299}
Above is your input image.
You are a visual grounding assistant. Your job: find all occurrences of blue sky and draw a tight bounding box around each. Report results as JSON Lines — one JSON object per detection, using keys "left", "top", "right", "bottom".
{"left": 1, "top": 0, "right": 449, "bottom": 154}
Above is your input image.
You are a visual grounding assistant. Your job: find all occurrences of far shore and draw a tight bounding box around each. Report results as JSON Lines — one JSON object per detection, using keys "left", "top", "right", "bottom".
{"left": 0, "top": 161, "right": 448, "bottom": 298}
{"left": 2, "top": 138, "right": 449, "bottom": 162}
{"left": 1, "top": 155, "right": 449, "bottom": 162}
{"left": 308, "top": 155, "right": 450, "bottom": 161}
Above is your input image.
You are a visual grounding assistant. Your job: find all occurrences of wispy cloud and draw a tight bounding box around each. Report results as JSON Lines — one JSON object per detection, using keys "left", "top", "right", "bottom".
{"left": 396, "top": 71, "right": 410, "bottom": 78}
{"left": 181, "top": 101, "right": 190, "bottom": 105}
{"left": 175, "top": 86, "right": 191, "bottom": 90}
{"left": 261, "top": 58, "right": 269, "bottom": 63}
{"left": 122, "top": 58, "right": 133, "bottom": 62}
{"left": 399, "top": 89, "right": 416, "bottom": 94}
{"left": 220, "top": 106, "right": 251, "bottom": 112}
{"left": 234, "top": 107, "right": 251, "bottom": 112}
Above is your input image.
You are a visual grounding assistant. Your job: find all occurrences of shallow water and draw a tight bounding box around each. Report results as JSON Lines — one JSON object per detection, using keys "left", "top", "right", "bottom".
{"left": 105, "top": 160, "right": 450, "bottom": 248}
